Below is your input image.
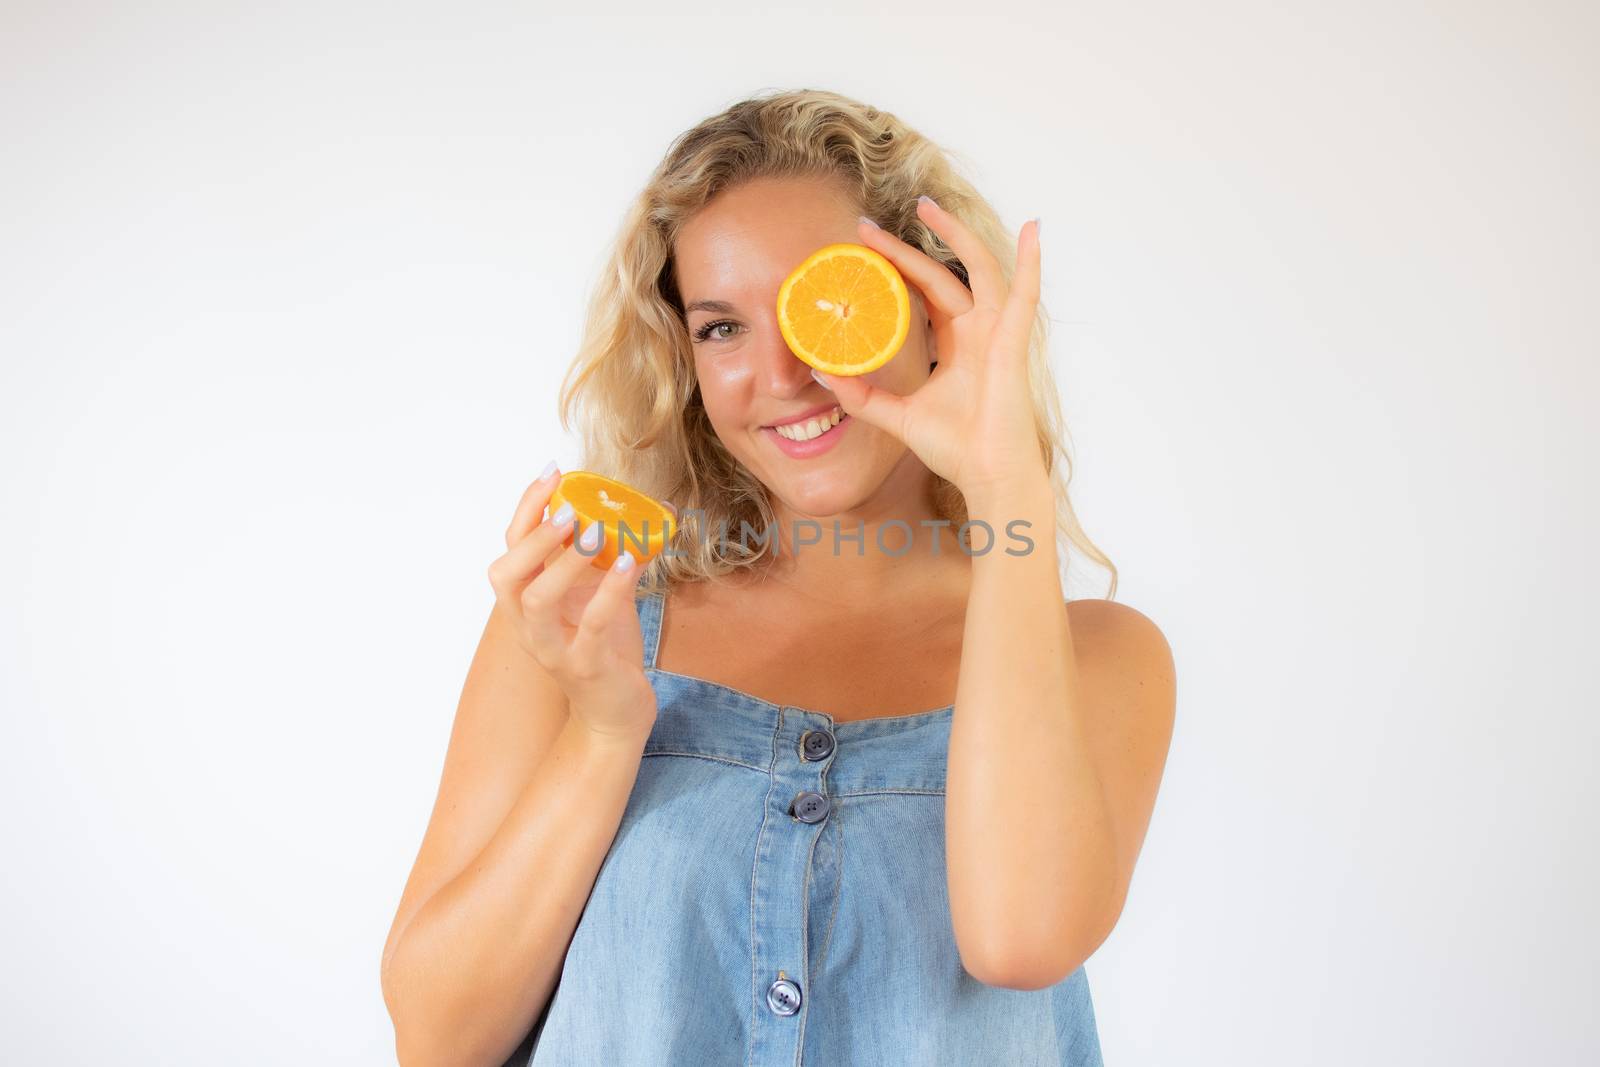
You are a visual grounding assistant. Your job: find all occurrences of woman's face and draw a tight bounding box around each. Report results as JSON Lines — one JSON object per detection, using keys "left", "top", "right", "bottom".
{"left": 673, "top": 175, "right": 936, "bottom": 522}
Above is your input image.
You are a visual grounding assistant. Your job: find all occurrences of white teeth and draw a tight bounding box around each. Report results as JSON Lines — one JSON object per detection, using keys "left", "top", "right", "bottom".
{"left": 774, "top": 406, "right": 844, "bottom": 442}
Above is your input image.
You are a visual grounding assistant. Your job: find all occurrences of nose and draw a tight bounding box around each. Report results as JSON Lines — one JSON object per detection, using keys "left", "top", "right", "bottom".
{"left": 756, "top": 323, "right": 822, "bottom": 401}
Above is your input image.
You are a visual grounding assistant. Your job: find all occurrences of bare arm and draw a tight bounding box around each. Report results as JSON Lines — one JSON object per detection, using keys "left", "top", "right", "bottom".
{"left": 380, "top": 469, "right": 659, "bottom": 1066}
{"left": 380, "top": 631, "right": 651, "bottom": 1066}
{"left": 946, "top": 474, "right": 1176, "bottom": 990}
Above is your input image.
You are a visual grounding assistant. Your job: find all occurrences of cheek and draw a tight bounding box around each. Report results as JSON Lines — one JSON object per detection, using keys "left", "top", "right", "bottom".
{"left": 692, "top": 358, "right": 754, "bottom": 430}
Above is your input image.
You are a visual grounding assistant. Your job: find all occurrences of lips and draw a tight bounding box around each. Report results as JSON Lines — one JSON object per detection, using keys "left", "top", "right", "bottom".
{"left": 763, "top": 402, "right": 843, "bottom": 429}
{"left": 762, "top": 406, "right": 852, "bottom": 457}
{"left": 770, "top": 405, "right": 846, "bottom": 442}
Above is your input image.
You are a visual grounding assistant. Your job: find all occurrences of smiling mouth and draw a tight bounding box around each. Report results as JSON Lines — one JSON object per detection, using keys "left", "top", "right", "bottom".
{"left": 767, "top": 405, "right": 848, "bottom": 442}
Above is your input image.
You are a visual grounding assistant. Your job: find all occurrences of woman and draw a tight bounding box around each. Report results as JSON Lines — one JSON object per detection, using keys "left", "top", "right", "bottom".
{"left": 381, "top": 89, "right": 1176, "bottom": 1067}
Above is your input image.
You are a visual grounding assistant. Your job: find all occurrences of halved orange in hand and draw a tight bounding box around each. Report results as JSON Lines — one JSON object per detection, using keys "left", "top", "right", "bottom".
{"left": 776, "top": 242, "right": 911, "bottom": 376}
{"left": 548, "top": 471, "right": 675, "bottom": 571}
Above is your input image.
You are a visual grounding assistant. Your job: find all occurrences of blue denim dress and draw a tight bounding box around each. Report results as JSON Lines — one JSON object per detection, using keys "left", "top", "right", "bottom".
{"left": 506, "top": 586, "right": 1104, "bottom": 1066}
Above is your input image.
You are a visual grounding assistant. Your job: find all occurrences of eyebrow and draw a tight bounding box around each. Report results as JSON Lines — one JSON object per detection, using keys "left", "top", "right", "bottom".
{"left": 684, "top": 299, "right": 739, "bottom": 316}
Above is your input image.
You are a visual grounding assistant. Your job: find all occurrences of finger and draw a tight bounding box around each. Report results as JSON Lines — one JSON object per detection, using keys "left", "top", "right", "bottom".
{"left": 856, "top": 215, "right": 974, "bottom": 326}
{"left": 487, "top": 502, "right": 578, "bottom": 605}
{"left": 520, "top": 519, "right": 609, "bottom": 658}
{"left": 991, "top": 218, "right": 1042, "bottom": 367}
{"left": 812, "top": 368, "right": 911, "bottom": 442}
{"left": 567, "top": 547, "right": 647, "bottom": 676}
{"left": 505, "top": 464, "right": 563, "bottom": 549}
{"left": 912, "top": 195, "right": 1007, "bottom": 313}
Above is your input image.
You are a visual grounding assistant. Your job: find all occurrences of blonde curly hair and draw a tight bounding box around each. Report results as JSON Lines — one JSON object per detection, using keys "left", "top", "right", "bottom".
{"left": 556, "top": 88, "right": 1117, "bottom": 600}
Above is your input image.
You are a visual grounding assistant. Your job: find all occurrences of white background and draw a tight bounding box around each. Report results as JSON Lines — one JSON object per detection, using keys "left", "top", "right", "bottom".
{"left": 3, "top": 2, "right": 1596, "bottom": 1064}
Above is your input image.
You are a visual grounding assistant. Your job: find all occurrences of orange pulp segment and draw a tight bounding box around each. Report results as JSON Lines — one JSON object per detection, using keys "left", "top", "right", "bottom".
{"left": 548, "top": 470, "right": 675, "bottom": 571}
{"left": 776, "top": 243, "right": 911, "bottom": 376}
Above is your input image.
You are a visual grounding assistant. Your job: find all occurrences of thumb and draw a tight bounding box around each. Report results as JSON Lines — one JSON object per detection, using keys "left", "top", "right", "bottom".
{"left": 811, "top": 368, "right": 909, "bottom": 441}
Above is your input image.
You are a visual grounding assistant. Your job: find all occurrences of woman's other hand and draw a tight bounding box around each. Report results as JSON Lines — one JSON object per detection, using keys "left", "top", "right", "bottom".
{"left": 485, "top": 465, "right": 658, "bottom": 743}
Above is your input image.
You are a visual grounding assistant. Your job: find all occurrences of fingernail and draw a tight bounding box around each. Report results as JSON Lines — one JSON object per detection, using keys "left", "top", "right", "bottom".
{"left": 811, "top": 368, "right": 833, "bottom": 391}
{"left": 858, "top": 214, "right": 879, "bottom": 229}
{"left": 613, "top": 550, "right": 636, "bottom": 573}
{"left": 578, "top": 521, "right": 602, "bottom": 551}
{"left": 539, "top": 459, "right": 559, "bottom": 481}
{"left": 552, "top": 501, "right": 575, "bottom": 527}
{"left": 1034, "top": 216, "right": 1043, "bottom": 240}
{"left": 918, "top": 194, "right": 939, "bottom": 210}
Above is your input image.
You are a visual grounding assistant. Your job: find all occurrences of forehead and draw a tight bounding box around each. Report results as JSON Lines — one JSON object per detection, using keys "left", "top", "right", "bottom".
{"left": 674, "top": 176, "right": 859, "bottom": 311}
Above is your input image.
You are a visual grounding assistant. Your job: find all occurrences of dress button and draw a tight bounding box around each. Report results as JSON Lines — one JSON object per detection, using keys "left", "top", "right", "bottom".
{"left": 800, "top": 729, "right": 835, "bottom": 761}
{"left": 766, "top": 976, "right": 803, "bottom": 1016}
{"left": 790, "top": 791, "right": 831, "bottom": 823}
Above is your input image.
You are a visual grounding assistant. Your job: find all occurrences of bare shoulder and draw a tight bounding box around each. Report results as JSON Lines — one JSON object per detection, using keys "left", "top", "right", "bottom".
{"left": 1066, "top": 598, "right": 1176, "bottom": 722}
{"left": 1066, "top": 597, "right": 1172, "bottom": 656}
{"left": 1064, "top": 597, "right": 1176, "bottom": 909}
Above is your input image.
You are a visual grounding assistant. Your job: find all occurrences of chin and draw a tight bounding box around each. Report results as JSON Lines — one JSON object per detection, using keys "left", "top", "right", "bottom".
{"left": 761, "top": 473, "right": 879, "bottom": 524}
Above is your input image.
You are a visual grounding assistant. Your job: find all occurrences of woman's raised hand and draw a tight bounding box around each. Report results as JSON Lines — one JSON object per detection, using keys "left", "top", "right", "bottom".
{"left": 814, "top": 198, "right": 1047, "bottom": 502}
{"left": 486, "top": 465, "right": 658, "bottom": 742}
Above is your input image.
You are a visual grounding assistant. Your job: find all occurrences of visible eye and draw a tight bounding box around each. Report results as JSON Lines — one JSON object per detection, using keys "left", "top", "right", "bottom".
{"left": 692, "top": 318, "right": 742, "bottom": 343}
